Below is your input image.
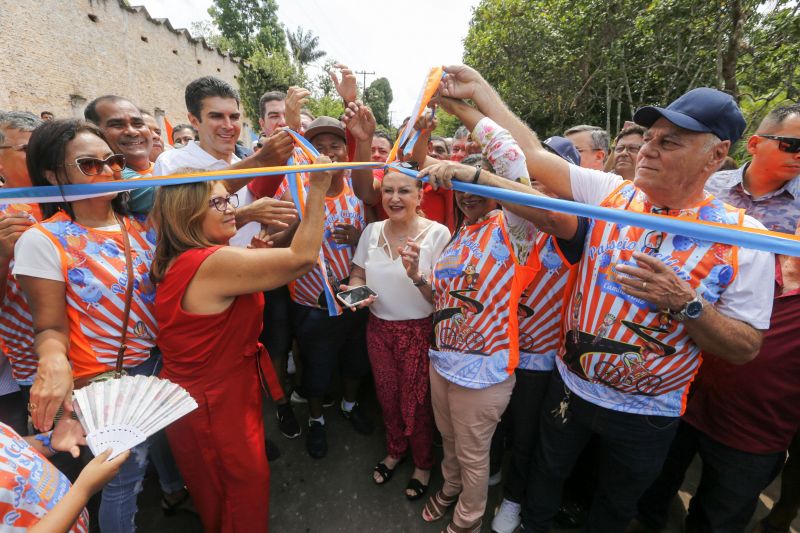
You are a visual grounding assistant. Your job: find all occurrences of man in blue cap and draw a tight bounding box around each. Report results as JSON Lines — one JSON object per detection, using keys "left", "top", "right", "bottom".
{"left": 425, "top": 66, "right": 776, "bottom": 532}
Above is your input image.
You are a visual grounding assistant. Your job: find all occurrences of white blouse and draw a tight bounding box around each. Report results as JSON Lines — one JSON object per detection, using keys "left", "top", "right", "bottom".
{"left": 352, "top": 220, "right": 451, "bottom": 321}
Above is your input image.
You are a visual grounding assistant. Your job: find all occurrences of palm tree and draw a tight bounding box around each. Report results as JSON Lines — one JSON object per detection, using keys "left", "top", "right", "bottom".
{"left": 286, "top": 26, "right": 325, "bottom": 66}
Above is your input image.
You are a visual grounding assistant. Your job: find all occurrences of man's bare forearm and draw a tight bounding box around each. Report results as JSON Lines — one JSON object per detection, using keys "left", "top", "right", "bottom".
{"left": 684, "top": 305, "right": 763, "bottom": 364}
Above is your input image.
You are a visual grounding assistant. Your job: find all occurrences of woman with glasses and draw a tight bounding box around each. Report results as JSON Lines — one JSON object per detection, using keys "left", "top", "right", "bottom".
{"left": 149, "top": 159, "right": 332, "bottom": 533}
{"left": 13, "top": 119, "right": 158, "bottom": 533}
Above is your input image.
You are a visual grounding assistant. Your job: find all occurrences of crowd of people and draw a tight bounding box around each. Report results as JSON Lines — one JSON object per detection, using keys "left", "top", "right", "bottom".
{"left": 0, "top": 60, "right": 798, "bottom": 533}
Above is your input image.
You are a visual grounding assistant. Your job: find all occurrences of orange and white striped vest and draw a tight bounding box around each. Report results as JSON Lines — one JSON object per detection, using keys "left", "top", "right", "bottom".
{"left": 559, "top": 181, "right": 744, "bottom": 416}
{"left": 431, "top": 211, "right": 538, "bottom": 389}
{"left": 36, "top": 212, "right": 158, "bottom": 378}
{"left": 517, "top": 233, "right": 577, "bottom": 371}
{"left": 0, "top": 202, "right": 41, "bottom": 384}
{"left": 288, "top": 173, "right": 367, "bottom": 309}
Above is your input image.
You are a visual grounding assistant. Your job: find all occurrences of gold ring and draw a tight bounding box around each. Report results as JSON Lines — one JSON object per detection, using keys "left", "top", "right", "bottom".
{"left": 27, "top": 403, "right": 37, "bottom": 411}
{"left": 642, "top": 281, "right": 647, "bottom": 290}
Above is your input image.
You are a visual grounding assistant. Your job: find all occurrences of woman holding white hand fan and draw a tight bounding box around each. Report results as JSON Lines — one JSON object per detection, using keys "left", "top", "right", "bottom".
{"left": 150, "top": 158, "right": 333, "bottom": 533}
{"left": 14, "top": 119, "right": 162, "bottom": 533}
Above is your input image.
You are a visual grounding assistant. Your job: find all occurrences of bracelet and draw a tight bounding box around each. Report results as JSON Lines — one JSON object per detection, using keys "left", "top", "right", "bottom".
{"left": 471, "top": 166, "right": 482, "bottom": 184}
{"left": 34, "top": 431, "right": 57, "bottom": 454}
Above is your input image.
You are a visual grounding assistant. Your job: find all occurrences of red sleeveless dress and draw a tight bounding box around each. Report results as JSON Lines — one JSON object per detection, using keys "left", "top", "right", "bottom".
{"left": 155, "top": 246, "right": 269, "bottom": 533}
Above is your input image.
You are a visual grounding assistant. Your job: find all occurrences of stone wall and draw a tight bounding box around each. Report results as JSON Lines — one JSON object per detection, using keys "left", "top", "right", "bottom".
{"left": 0, "top": 0, "right": 255, "bottom": 140}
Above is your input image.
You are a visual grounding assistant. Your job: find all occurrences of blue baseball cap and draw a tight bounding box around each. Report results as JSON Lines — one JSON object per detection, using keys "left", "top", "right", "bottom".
{"left": 633, "top": 88, "right": 746, "bottom": 143}
{"left": 543, "top": 136, "right": 580, "bottom": 165}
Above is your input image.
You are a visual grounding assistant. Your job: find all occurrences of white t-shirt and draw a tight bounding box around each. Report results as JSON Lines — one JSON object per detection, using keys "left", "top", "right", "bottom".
{"left": 13, "top": 224, "right": 121, "bottom": 282}
{"left": 569, "top": 165, "right": 774, "bottom": 329}
{"left": 353, "top": 220, "right": 451, "bottom": 321}
{"left": 153, "top": 141, "right": 257, "bottom": 247}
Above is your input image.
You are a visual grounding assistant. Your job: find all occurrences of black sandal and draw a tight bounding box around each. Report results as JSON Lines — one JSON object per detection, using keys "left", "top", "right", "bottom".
{"left": 405, "top": 478, "right": 429, "bottom": 501}
{"left": 373, "top": 461, "right": 398, "bottom": 485}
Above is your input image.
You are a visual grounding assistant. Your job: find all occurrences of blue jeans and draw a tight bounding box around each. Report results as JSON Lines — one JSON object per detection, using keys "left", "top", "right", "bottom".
{"left": 637, "top": 420, "right": 785, "bottom": 532}
{"left": 98, "top": 354, "right": 160, "bottom": 532}
{"left": 521, "top": 370, "right": 679, "bottom": 533}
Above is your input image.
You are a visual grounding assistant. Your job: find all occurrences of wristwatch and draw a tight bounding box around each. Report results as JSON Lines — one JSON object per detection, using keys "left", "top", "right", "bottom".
{"left": 672, "top": 294, "right": 704, "bottom": 322}
{"left": 413, "top": 274, "right": 429, "bottom": 287}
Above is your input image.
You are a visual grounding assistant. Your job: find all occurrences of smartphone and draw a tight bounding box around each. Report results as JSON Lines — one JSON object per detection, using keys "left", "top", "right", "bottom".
{"left": 336, "top": 285, "right": 377, "bottom": 307}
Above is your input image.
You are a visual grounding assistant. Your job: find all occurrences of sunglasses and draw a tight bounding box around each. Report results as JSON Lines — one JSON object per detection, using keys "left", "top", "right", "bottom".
{"left": 209, "top": 193, "right": 239, "bottom": 212}
{"left": 757, "top": 135, "right": 800, "bottom": 154}
{"left": 65, "top": 154, "right": 126, "bottom": 176}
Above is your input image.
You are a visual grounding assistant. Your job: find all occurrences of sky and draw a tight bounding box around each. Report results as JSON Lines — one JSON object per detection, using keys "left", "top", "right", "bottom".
{"left": 136, "top": 0, "right": 480, "bottom": 126}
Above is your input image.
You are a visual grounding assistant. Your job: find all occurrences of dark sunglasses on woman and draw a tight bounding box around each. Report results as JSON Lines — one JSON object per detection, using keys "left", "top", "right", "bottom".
{"left": 65, "top": 154, "right": 127, "bottom": 176}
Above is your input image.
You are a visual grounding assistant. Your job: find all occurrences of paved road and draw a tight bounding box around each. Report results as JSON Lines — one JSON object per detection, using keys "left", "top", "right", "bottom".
{"left": 133, "top": 391, "right": 797, "bottom": 533}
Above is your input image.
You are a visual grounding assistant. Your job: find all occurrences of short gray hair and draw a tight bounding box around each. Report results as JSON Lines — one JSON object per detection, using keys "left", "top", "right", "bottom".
{"left": 454, "top": 126, "right": 470, "bottom": 140}
{"left": 0, "top": 111, "right": 42, "bottom": 144}
{"left": 564, "top": 124, "right": 610, "bottom": 153}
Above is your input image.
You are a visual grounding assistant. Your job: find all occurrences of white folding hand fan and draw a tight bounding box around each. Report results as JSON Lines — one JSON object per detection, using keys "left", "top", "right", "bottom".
{"left": 72, "top": 375, "right": 198, "bottom": 459}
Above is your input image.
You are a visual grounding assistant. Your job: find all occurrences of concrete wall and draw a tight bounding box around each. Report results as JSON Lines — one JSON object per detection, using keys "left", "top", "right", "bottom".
{"left": 0, "top": 0, "right": 255, "bottom": 141}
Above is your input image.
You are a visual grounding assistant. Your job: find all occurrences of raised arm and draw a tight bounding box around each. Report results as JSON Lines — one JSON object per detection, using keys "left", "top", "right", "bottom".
{"left": 191, "top": 157, "right": 334, "bottom": 305}
{"left": 440, "top": 65, "right": 574, "bottom": 200}
{"left": 342, "top": 101, "right": 381, "bottom": 206}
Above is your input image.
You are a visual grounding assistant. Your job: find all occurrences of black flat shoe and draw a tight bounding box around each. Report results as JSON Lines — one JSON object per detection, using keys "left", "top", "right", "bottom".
{"left": 405, "top": 478, "right": 429, "bottom": 501}
{"left": 373, "top": 461, "right": 398, "bottom": 485}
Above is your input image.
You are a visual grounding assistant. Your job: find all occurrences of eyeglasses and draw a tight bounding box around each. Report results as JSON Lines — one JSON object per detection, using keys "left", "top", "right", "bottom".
{"left": 614, "top": 144, "right": 643, "bottom": 155}
{"left": 757, "top": 135, "right": 800, "bottom": 154}
{"left": 0, "top": 144, "right": 27, "bottom": 152}
{"left": 65, "top": 154, "right": 126, "bottom": 176}
{"left": 208, "top": 193, "right": 239, "bottom": 212}
{"left": 642, "top": 229, "right": 664, "bottom": 253}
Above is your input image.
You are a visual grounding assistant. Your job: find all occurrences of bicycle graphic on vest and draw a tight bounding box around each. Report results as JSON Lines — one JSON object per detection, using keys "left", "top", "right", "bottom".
{"left": 563, "top": 316, "right": 677, "bottom": 396}
{"left": 433, "top": 287, "right": 487, "bottom": 355}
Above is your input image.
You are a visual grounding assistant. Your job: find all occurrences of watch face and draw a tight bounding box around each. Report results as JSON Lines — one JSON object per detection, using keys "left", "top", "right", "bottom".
{"left": 686, "top": 300, "right": 703, "bottom": 319}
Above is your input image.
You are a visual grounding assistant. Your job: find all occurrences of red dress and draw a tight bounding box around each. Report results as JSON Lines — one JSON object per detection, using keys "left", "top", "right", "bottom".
{"left": 155, "top": 247, "right": 269, "bottom": 533}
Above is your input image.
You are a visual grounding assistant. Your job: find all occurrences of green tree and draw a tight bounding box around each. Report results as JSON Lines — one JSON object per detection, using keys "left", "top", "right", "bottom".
{"left": 432, "top": 110, "right": 461, "bottom": 138}
{"left": 208, "top": 0, "right": 286, "bottom": 59}
{"left": 464, "top": 0, "right": 799, "bottom": 138}
{"left": 364, "top": 77, "right": 393, "bottom": 129}
{"left": 208, "top": 0, "right": 303, "bottom": 122}
{"left": 238, "top": 45, "right": 305, "bottom": 121}
{"left": 306, "top": 96, "right": 345, "bottom": 120}
{"left": 286, "top": 26, "right": 326, "bottom": 67}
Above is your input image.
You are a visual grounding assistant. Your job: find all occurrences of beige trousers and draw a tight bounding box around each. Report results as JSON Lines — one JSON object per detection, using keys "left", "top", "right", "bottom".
{"left": 429, "top": 366, "right": 516, "bottom": 527}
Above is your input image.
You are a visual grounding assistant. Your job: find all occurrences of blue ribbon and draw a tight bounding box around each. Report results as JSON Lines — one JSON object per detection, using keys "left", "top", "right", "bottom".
{"left": 387, "top": 163, "right": 800, "bottom": 257}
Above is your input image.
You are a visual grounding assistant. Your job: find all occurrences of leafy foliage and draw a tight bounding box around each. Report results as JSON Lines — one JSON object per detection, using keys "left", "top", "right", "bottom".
{"left": 432, "top": 110, "right": 462, "bottom": 138}
{"left": 364, "top": 77, "right": 394, "bottom": 129}
{"left": 464, "top": 0, "right": 799, "bottom": 144}
{"left": 208, "top": 0, "right": 286, "bottom": 59}
{"left": 287, "top": 26, "right": 326, "bottom": 66}
{"left": 238, "top": 45, "right": 305, "bottom": 121}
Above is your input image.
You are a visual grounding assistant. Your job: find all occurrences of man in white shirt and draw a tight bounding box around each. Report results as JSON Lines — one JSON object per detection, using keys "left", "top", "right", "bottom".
{"left": 433, "top": 65, "right": 775, "bottom": 532}
{"left": 154, "top": 76, "right": 297, "bottom": 246}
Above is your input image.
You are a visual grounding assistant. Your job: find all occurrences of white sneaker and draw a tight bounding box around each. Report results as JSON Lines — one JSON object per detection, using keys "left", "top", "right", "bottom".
{"left": 492, "top": 498, "right": 521, "bottom": 533}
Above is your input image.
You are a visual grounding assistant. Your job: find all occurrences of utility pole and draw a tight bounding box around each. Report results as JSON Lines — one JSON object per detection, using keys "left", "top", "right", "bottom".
{"left": 355, "top": 70, "right": 375, "bottom": 92}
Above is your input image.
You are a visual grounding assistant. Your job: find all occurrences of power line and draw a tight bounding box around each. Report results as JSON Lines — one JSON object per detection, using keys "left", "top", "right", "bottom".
{"left": 355, "top": 70, "right": 376, "bottom": 92}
